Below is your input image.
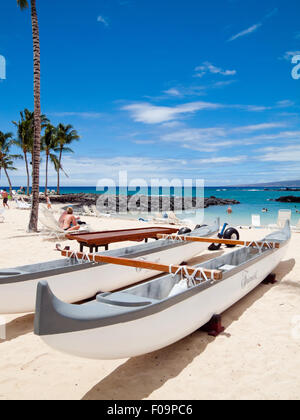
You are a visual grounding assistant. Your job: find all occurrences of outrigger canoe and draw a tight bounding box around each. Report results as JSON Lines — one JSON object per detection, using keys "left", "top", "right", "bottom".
{"left": 0, "top": 219, "right": 219, "bottom": 314}
{"left": 34, "top": 222, "right": 290, "bottom": 360}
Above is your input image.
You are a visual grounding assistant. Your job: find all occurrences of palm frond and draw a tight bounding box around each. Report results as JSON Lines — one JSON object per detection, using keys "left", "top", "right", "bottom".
{"left": 17, "top": 0, "right": 29, "bottom": 10}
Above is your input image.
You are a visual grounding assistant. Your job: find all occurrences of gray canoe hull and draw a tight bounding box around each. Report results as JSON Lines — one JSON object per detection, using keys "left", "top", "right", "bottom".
{"left": 0, "top": 220, "right": 219, "bottom": 313}
{"left": 34, "top": 222, "right": 291, "bottom": 359}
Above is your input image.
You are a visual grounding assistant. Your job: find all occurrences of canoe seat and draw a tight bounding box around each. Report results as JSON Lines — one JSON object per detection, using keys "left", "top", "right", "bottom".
{"left": 219, "top": 264, "right": 237, "bottom": 272}
{"left": 96, "top": 292, "right": 157, "bottom": 307}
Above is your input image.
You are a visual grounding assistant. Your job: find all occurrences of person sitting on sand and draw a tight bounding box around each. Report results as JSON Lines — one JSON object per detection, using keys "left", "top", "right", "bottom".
{"left": 1, "top": 189, "right": 9, "bottom": 209}
{"left": 61, "top": 207, "right": 80, "bottom": 232}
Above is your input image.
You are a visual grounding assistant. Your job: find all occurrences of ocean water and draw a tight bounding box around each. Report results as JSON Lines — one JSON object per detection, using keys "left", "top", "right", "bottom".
{"left": 10, "top": 185, "right": 300, "bottom": 227}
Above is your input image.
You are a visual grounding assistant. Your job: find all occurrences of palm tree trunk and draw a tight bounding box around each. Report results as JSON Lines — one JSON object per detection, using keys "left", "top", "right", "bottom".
{"left": 3, "top": 167, "right": 12, "bottom": 196}
{"left": 24, "top": 151, "right": 30, "bottom": 196}
{"left": 57, "top": 148, "right": 62, "bottom": 195}
{"left": 28, "top": 0, "right": 41, "bottom": 232}
{"left": 45, "top": 151, "right": 48, "bottom": 193}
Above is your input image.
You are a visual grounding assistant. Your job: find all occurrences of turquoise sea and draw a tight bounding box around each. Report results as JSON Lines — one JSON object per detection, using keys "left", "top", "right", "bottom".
{"left": 50, "top": 186, "right": 300, "bottom": 226}
{"left": 9, "top": 185, "right": 300, "bottom": 227}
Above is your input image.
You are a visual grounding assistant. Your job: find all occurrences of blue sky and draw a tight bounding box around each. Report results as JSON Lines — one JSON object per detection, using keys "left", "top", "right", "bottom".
{"left": 0, "top": 0, "right": 300, "bottom": 187}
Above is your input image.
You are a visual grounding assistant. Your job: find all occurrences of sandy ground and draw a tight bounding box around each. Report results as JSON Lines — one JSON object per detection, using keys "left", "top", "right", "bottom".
{"left": 0, "top": 202, "right": 300, "bottom": 400}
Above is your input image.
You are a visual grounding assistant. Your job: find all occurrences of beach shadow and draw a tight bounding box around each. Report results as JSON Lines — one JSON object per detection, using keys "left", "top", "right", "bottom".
{"left": 271, "top": 259, "right": 295, "bottom": 282}
{"left": 82, "top": 332, "right": 214, "bottom": 400}
{"left": 6, "top": 233, "right": 41, "bottom": 239}
{"left": 82, "top": 257, "right": 295, "bottom": 400}
{"left": 0, "top": 314, "right": 34, "bottom": 344}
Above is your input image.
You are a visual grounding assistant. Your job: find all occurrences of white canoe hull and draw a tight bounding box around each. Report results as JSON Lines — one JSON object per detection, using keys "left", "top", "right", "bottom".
{"left": 39, "top": 241, "right": 289, "bottom": 360}
{"left": 0, "top": 236, "right": 211, "bottom": 314}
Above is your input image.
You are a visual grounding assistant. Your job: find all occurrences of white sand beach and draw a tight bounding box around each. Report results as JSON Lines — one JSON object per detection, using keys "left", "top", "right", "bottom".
{"left": 0, "top": 203, "right": 300, "bottom": 400}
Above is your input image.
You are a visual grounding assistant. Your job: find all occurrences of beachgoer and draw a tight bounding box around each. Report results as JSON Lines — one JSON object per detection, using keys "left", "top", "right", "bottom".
{"left": 226, "top": 206, "right": 232, "bottom": 215}
{"left": 61, "top": 207, "right": 80, "bottom": 232}
{"left": 1, "top": 189, "right": 9, "bottom": 209}
{"left": 45, "top": 194, "right": 52, "bottom": 209}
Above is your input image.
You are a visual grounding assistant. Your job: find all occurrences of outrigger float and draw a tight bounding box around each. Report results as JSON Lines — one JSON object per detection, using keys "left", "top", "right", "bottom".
{"left": 0, "top": 220, "right": 220, "bottom": 314}
{"left": 34, "top": 222, "right": 290, "bottom": 360}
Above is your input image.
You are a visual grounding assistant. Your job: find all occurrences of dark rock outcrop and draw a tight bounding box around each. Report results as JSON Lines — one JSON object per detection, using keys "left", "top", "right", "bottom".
{"left": 34, "top": 193, "right": 240, "bottom": 212}
{"left": 272, "top": 195, "right": 300, "bottom": 203}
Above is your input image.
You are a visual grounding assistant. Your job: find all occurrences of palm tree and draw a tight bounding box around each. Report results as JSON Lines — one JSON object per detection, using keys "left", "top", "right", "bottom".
{"left": 12, "top": 109, "right": 33, "bottom": 196}
{"left": 0, "top": 131, "right": 22, "bottom": 194}
{"left": 0, "top": 157, "right": 18, "bottom": 195}
{"left": 13, "top": 109, "right": 48, "bottom": 196}
{"left": 17, "top": 0, "right": 41, "bottom": 232}
{"left": 42, "top": 124, "right": 58, "bottom": 194}
{"left": 54, "top": 124, "right": 79, "bottom": 194}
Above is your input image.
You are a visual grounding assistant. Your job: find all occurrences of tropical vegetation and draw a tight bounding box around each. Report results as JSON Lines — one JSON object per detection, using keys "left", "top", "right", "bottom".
{"left": 17, "top": 0, "right": 42, "bottom": 232}
{"left": 1, "top": 117, "right": 80, "bottom": 197}
{"left": 0, "top": 1, "right": 81, "bottom": 232}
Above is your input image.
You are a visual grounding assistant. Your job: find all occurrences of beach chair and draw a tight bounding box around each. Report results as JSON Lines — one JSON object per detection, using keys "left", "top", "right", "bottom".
{"left": 14, "top": 197, "right": 31, "bottom": 210}
{"left": 152, "top": 212, "right": 169, "bottom": 224}
{"left": 268, "top": 209, "right": 291, "bottom": 229}
{"left": 91, "top": 204, "right": 111, "bottom": 218}
{"left": 91, "top": 204, "right": 102, "bottom": 217}
{"left": 82, "top": 205, "right": 97, "bottom": 216}
{"left": 152, "top": 211, "right": 185, "bottom": 225}
{"left": 251, "top": 214, "right": 261, "bottom": 228}
{"left": 0, "top": 209, "right": 4, "bottom": 223}
{"left": 39, "top": 207, "right": 90, "bottom": 239}
{"left": 166, "top": 211, "right": 184, "bottom": 225}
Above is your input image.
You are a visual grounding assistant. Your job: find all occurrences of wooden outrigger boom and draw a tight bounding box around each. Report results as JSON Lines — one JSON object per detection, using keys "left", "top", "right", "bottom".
{"left": 60, "top": 250, "right": 223, "bottom": 281}
{"left": 156, "top": 234, "right": 281, "bottom": 249}
{"left": 60, "top": 233, "right": 280, "bottom": 283}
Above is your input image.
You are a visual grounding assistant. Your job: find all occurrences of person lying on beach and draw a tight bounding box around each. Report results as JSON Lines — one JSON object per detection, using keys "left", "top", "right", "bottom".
{"left": 1, "top": 189, "right": 9, "bottom": 209}
{"left": 60, "top": 207, "right": 80, "bottom": 232}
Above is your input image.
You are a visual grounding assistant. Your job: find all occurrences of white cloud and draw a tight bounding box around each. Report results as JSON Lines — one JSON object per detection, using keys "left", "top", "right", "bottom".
{"left": 163, "top": 88, "right": 182, "bottom": 97}
{"left": 162, "top": 81, "right": 235, "bottom": 99}
{"left": 158, "top": 123, "right": 297, "bottom": 154}
{"left": 161, "top": 121, "right": 184, "bottom": 128}
{"left": 242, "top": 105, "right": 272, "bottom": 112}
{"left": 161, "top": 124, "right": 287, "bottom": 146}
{"left": 194, "top": 156, "right": 247, "bottom": 164}
{"left": 276, "top": 100, "right": 295, "bottom": 108}
{"left": 213, "top": 80, "right": 236, "bottom": 88}
{"left": 228, "top": 23, "right": 262, "bottom": 42}
{"left": 258, "top": 145, "right": 300, "bottom": 162}
{"left": 194, "top": 62, "right": 237, "bottom": 78}
{"left": 97, "top": 15, "right": 109, "bottom": 26}
{"left": 122, "top": 101, "right": 223, "bottom": 124}
{"left": 49, "top": 112, "right": 104, "bottom": 119}
{"left": 246, "top": 131, "right": 300, "bottom": 142}
{"left": 182, "top": 141, "right": 236, "bottom": 153}
{"left": 231, "top": 123, "right": 286, "bottom": 133}
{"left": 133, "top": 140, "right": 156, "bottom": 145}
{"left": 161, "top": 128, "right": 226, "bottom": 143}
